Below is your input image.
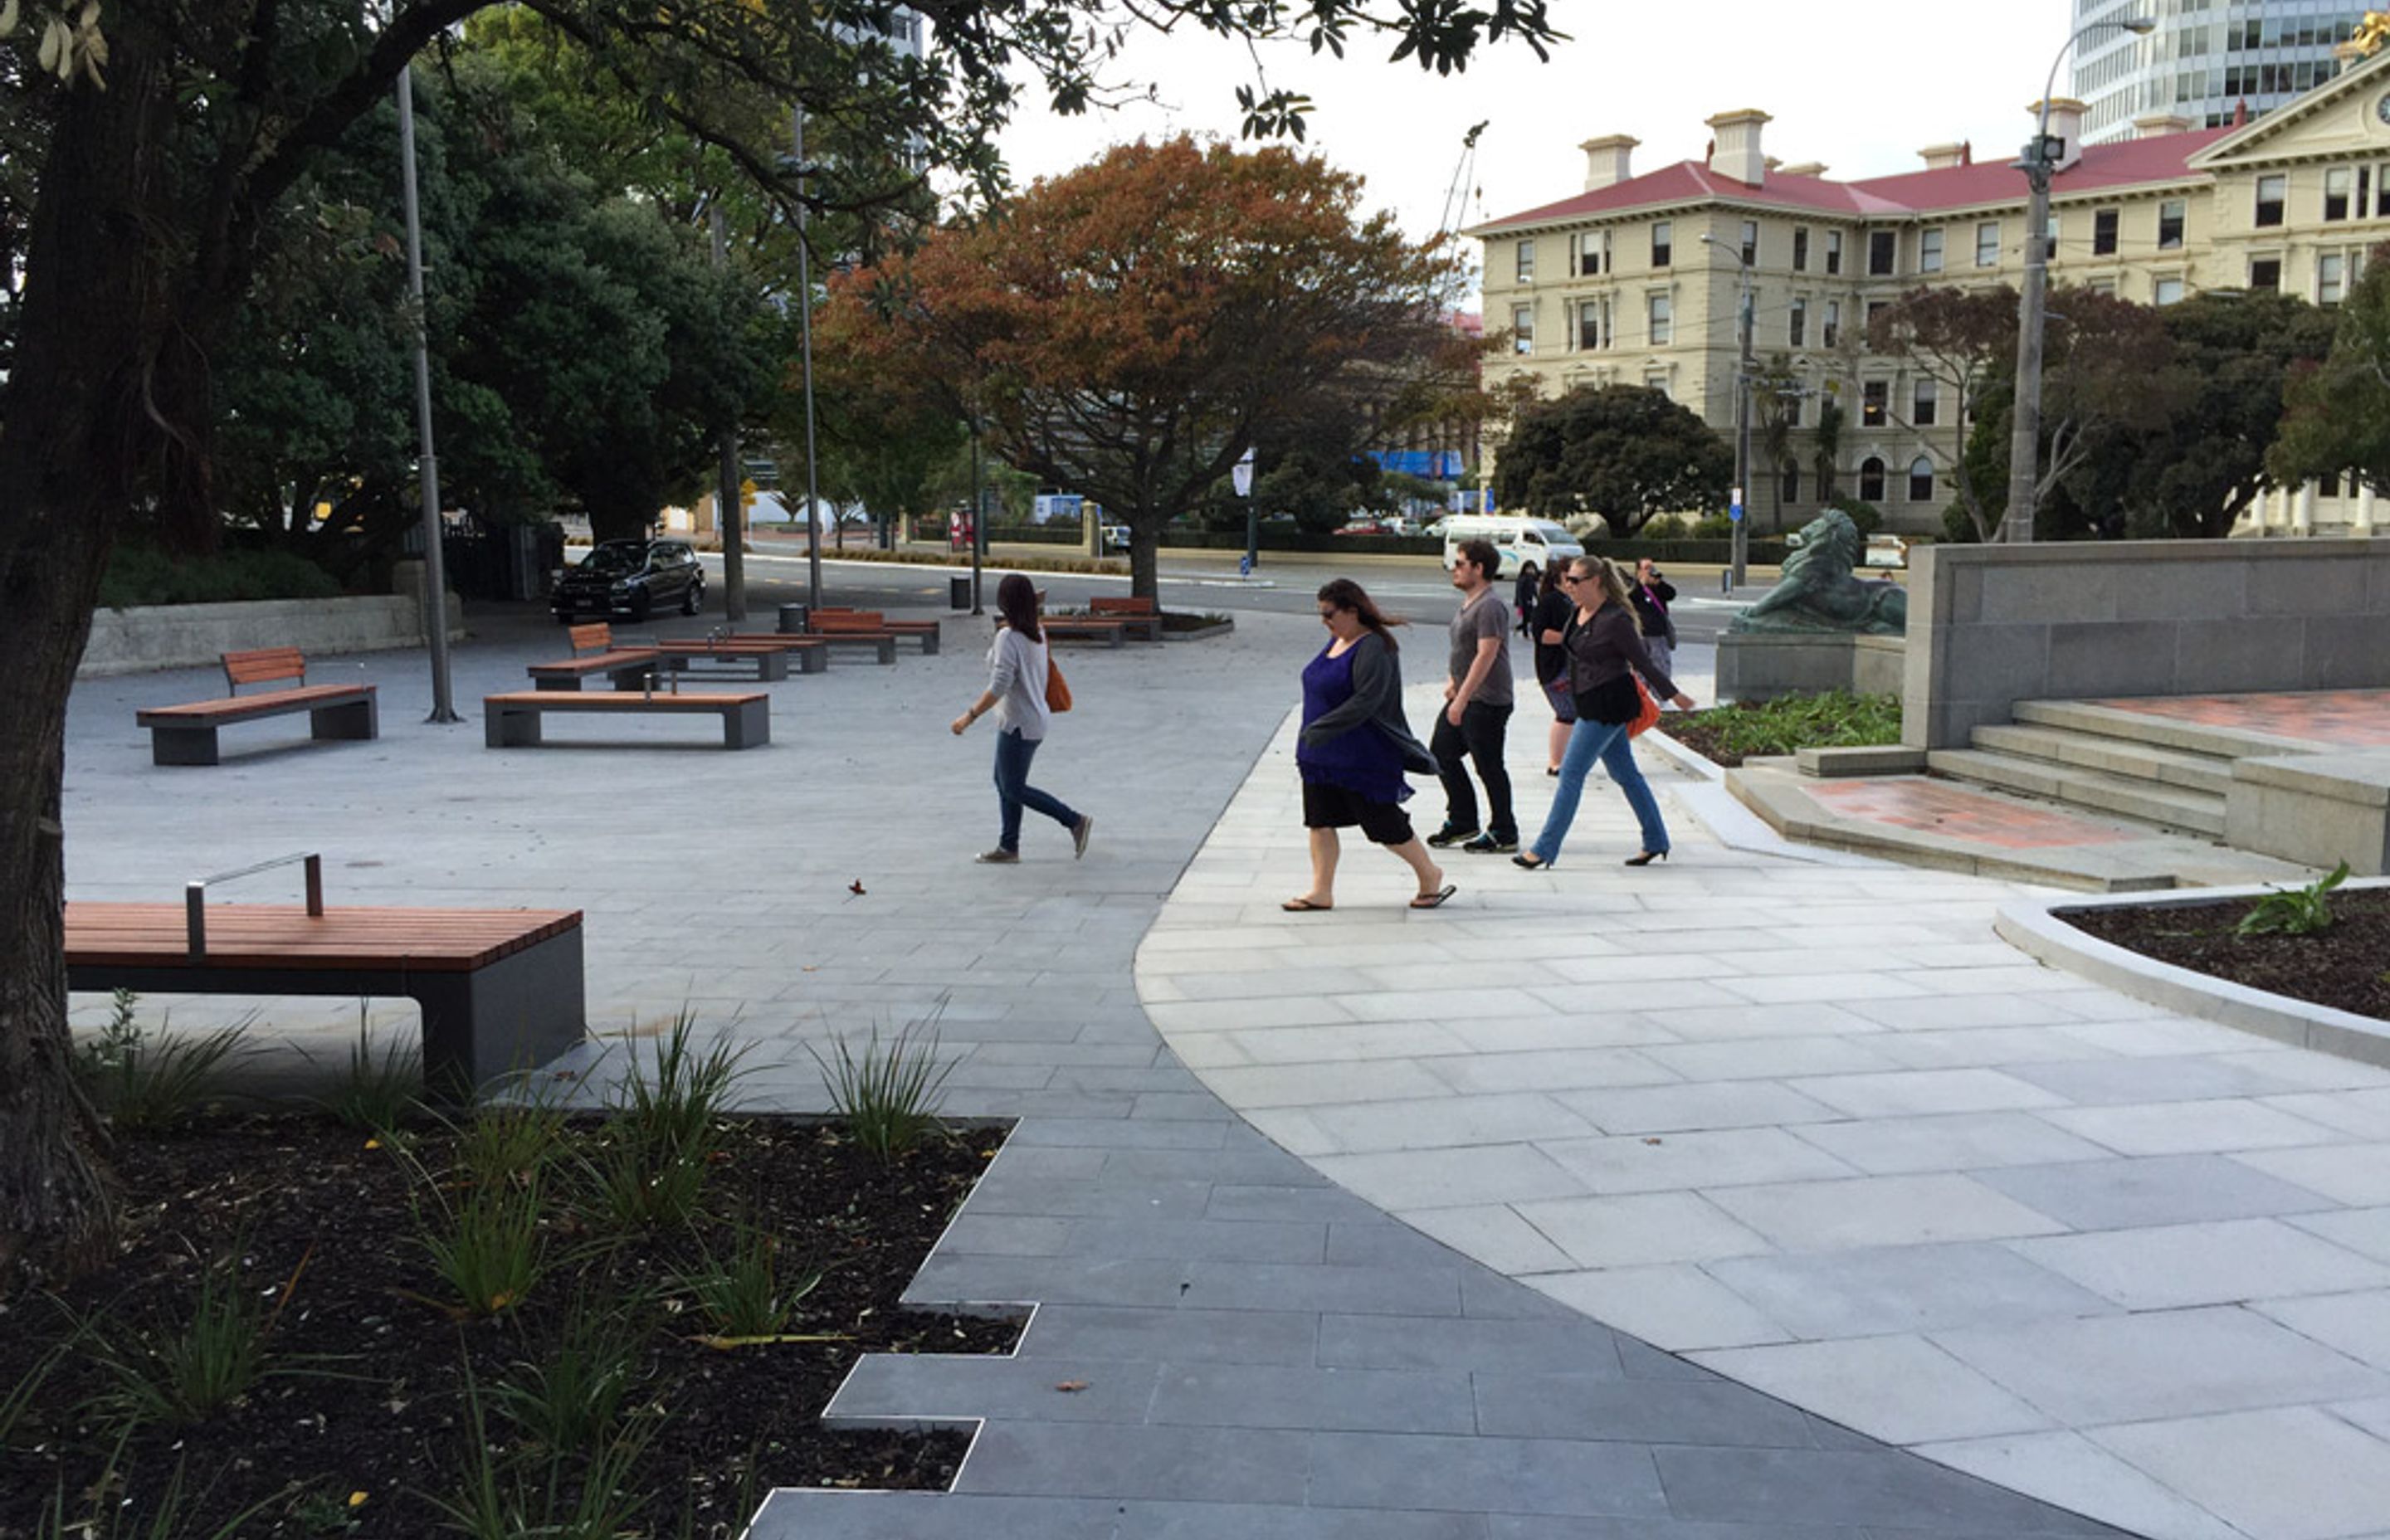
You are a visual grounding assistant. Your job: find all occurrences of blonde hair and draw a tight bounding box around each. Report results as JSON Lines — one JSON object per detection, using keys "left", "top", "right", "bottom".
{"left": 1569, "top": 555, "right": 1640, "bottom": 633}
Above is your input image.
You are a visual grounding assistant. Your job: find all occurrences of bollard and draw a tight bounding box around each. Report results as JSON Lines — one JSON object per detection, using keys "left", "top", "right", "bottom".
{"left": 949, "top": 574, "right": 971, "bottom": 610}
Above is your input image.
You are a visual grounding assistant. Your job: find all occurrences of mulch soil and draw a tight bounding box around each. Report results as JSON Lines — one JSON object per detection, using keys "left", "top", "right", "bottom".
{"left": 1655, "top": 714, "right": 1753, "bottom": 767}
{"left": 2062, "top": 886, "right": 2390, "bottom": 1021}
{"left": 0, "top": 1114, "right": 1016, "bottom": 1539}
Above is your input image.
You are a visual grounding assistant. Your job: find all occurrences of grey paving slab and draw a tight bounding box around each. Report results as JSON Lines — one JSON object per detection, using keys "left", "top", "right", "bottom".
{"left": 1970, "top": 1154, "right": 2344, "bottom": 1230}
{"left": 1305, "top": 1429, "right": 1672, "bottom": 1519}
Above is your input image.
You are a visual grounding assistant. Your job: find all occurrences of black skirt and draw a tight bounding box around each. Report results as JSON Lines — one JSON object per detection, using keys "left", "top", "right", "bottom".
{"left": 1302, "top": 779, "right": 1415, "bottom": 846}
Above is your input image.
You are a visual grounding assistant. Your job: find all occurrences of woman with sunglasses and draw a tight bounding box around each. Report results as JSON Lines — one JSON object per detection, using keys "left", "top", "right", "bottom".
{"left": 1285, "top": 578, "right": 1454, "bottom": 911}
{"left": 1515, "top": 556, "right": 1695, "bottom": 871}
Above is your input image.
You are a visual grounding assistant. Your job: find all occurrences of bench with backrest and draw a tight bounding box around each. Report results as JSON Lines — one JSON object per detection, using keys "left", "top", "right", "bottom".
{"left": 135, "top": 649, "right": 378, "bottom": 767}
{"left": 483, "top": 689, "right": 770, "bottom": 749}
{"left": 650, "top": 633, "right": 828, "bottom": 680}
{"left": 65, "top": 855, "right": 584, "bottom": 1098}
{"left": 809, "top": 607, "right": 940, "bottom": 655}
{"left": 527, "top": 624, "right": 664, "bottom": 692}
{"left": 1088, "top": 596, "right": 1164, "bottom": 641}
{"left": 1039, "top": 614, "right": 1127, "bottom": 649}
{"left": 780, "top": 611, "right": 897, "bottom": 665}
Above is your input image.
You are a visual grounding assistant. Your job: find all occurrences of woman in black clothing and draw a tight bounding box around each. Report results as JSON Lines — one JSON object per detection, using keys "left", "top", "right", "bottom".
{"left": 1530, "top": 562, "right": 1576, "bottom": 775}
{"left": 1627, "top": 557, "right": 1678, "bottom": 683}
{"left": 1513, "top": 560, "right": 1540, "bottom": 636}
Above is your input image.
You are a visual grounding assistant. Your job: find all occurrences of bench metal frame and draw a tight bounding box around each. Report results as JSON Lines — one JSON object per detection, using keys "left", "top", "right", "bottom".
{"left": 484, "top": 692, "right": 771, "bottom": 749}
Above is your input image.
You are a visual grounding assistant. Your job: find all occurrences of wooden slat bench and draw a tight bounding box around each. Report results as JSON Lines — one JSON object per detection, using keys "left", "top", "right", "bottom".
{"left": 66, "top": 897, "right": 585, "bottom": 1097}
{"left": 808, "top": 607, "right": 940, "bottom": 655}
{"left": 483, "top": 690, "right": 770, "bottom": 749}
{"left": 135, "top": 649, "right": 378, "bottom": 766}
{"left": 781, "top": 612, "right": 897, "bottom": 665}
{"left": 1041, "top": 615, "right": 1128, "bottom": 649}
{"left": 526, "top": 624, "right": 662, "bottom": 692}
{"left": 651, "top": 634, "right": 828, "bottom": 680}
{"left": 1089, "top": 596, "right": 1164, "bottom": 641}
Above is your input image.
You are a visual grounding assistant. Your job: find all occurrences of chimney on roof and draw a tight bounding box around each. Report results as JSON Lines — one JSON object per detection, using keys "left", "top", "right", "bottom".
{"left": 1579, "top": 134, "right": 1638, "bottom": 192}
{"left": 2132, "top": 111, "right": 2194, "bottom": 139}
{"left": 1707, "top": 109, "right": 1771, "bottom": 186}
{"left": 1917, "top": 142, "right": 1967, "bottom": 171}
{"left": 2232, "top": 98, "right": 2251, "bottom": 126}
{"left": 1961, "top": 140, "right": 1973, "bottom": 166}
{"left": 1778, "top": 160, "right": 1828, "bottom": 178}
{"left": 2027, "top": 97, "right": 2086, "bottom": 173}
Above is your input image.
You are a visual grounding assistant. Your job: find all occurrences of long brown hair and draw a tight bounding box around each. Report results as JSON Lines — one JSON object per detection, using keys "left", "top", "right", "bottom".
{"left": 995, "top": 573, "right": 1042, "bottom": 643}
{"left": 1568, "top": 556, "right": 1640, "bottom": 633}
{"left": 1316, "top": 578, "right": 1402, "bottom": 654}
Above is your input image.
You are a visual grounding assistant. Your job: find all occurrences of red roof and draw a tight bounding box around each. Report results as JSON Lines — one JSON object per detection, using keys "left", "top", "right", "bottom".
{"left": 1475, "top": 126, "right": 2238, "bottom": 232}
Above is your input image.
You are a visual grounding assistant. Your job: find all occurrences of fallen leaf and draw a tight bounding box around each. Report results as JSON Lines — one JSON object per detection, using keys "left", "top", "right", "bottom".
{"left": 849, "top": 880, "right": 866, "bottom": 895}
{"left": 1641, "top": 1137, "right": 1663, "bottom": 1146}
{"left": 348, "top": 1492, "right": 368, "bottom": 1509}
{"left": 1055, "top": 1380, "right": 1089, "bottom": 1393}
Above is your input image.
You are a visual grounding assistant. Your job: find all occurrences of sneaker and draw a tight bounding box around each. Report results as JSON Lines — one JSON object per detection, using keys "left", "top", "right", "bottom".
{"left": 1072, "top": 814, "right": 1095, "bottom": 860}
{"left": 974, "top": 848, "right": 1020, "bottom": 864}
{"left": 1461, "top": 833, "right": 1517, "bottom": 854}
{"left": 1425, "top": 824, "right": 1480, "bottom": 849}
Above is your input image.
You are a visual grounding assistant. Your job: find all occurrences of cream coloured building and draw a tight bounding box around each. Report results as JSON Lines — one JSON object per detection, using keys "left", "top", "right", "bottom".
{"left": 1469, "top": 45, "right": 2390, "bottom": 538}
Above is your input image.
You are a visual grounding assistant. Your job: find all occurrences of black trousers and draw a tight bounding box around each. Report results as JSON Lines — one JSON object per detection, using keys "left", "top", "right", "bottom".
{"left": 1431, "top": 700, "right": 1515, "bottom": 841}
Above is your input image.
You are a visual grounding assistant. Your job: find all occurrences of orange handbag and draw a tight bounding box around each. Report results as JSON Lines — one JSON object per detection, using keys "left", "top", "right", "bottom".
{"left": 1044, "top": 656, "right": 1072, "bottom": 713}
{"left": 1627, "top": 676, "right": 1662, "bottom": 738}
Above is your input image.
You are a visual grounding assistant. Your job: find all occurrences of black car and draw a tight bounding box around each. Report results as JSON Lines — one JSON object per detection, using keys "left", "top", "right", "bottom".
{"left": 552, "top": 539, "right": 705, "bottom": 622}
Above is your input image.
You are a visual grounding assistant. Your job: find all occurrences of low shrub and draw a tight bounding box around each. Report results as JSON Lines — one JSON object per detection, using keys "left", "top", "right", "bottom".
{"left": 76, "top": 992, "right": 246, "bottom": 1132}
{"left": 2238, "top": 860, "right": 2350, "bottom": 938}
{"left": 810, "top": 1022, "right": 958, "bottom": 1162}
{"left": 98, "top": 543, "right": 344, "bottom": 608}
{"left": 1666, "top": 690, "right": 1902, "bottom": 766}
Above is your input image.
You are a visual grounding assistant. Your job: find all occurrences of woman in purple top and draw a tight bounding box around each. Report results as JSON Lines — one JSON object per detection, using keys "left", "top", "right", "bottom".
{"left": 1285, "top": 579, "right": 1454, "bottom": 912}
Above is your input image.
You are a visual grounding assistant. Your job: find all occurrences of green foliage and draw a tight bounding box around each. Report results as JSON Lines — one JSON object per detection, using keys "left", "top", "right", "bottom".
{"left": 490, "top": 1293, "right": 649, "bottom": 1452}
{"left": 1490, "top": 384, "right": 1733, "bottom": 536}
{"left": 1825, "top": 495, "right": 1882, "bottom": 535}
{"left": 419, "top": 1172, "right": 549, "bottom": 1319}
{"left": 76, "top": 993, "right": 246, "bottom": 1132}
{"left": 85, "top": 1248, "right": 306, "bottom": 1429}
{"left": 426, "top": 1352, "right": 658, "bottom": 1540}
{"left": 316, "top": 1008, "right": 423, "bottom": 1133}
{"left": 96, "top": 543, "right": 344, "bottom": 608}
{"left": 2270, "top": 242, "right": 2390, "bottom": 499}
{"left": 810, "top": 1024, "right": 958, "bottom": 1162}
{"left": 32, "top": 1442, "right": 292, "bottom": 1540}
{"left": 679, "top": 1222, "right": 823, "bottom": 1339}
{"left": 1676, "top": 691, "right": 1902, "bottom": 760}
{"left": 609, "top": 1013, "right": 749, "bottom": 1156}
{"left": 2237, "top": 861, "right": 2352, "bottom": 938}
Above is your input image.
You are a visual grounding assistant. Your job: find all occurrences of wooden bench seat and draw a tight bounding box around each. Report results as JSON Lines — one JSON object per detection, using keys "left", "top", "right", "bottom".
{"left": 652, "top": 635, "right": 829, "bottom": 680}
{"left": 66, "top": 901, "right": 585, "bottom": 1096}
{"left": 1089, "top": 597, "right": 1164, "bottom": 641}
{"left": 810, "top": 607, "right": 940, "bottom": 654}
{"left": 483, "top": 690, "right": 769, "bottom": 749}
{"left": 1041, "top": 616, "right": 1128, "bottom": 649}
{"left": 781, "top": 615, "right": 898, "bottom": 665}
{"left": 527, "top": 623, "right": 663, "bottom": 692}
{"left": 136, "top": 649, "right": 377, "bottom": 766}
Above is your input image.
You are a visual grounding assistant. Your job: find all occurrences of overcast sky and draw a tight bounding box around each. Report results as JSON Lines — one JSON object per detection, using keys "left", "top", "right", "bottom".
{"left": 989, "top": 0, "right": 2085, "bottom": 249}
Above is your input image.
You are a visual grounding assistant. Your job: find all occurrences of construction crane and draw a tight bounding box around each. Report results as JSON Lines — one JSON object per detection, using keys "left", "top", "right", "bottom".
{"left": 1436, "top": 120, "right": 1490, "bottom": 243}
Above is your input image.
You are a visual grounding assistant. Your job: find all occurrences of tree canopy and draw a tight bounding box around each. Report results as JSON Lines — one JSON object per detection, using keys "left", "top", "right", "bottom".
{"left": 2271, "top": 242, "right": 2390, "bottom": 497}
{"left": 1490, "top": 384, "right": 1732, "bottom": 536}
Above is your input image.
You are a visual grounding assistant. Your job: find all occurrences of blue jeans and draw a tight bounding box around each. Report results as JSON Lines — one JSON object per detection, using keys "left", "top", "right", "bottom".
{"left": 1528, "top": 718, "right": 1669, "bottom": 866}
{"left": 993, "top": 729, "right": 1080, "bottom": 852}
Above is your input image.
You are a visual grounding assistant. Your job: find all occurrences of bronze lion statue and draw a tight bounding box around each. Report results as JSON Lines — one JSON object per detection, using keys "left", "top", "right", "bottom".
{"left": 1729, "top": 509, "right": 1907, "bottom": 636}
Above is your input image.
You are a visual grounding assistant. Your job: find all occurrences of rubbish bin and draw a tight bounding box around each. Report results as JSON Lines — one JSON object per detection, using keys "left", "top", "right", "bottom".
{"left": 949, "top": 575, "right": 972, "bottom": 611}
{"left": 777, "top": 602, "right": 809, "bottom": 635}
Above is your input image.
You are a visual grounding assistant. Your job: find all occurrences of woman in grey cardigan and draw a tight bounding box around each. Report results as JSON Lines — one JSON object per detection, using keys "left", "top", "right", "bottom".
{"left": 1285, "top": 579, "right": 1455, "bottom": 911}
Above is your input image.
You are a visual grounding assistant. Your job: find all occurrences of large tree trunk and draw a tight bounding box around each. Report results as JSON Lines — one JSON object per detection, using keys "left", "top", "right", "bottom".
{"left": 1128, "top": 525, "right": 1159, "bottom": 601}
{"left": 0, "top": 33, "right": 174, "bottom": 1283}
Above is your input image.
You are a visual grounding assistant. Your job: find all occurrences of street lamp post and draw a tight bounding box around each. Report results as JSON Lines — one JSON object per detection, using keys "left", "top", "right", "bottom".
{"left": 2004, "top": 14, "right": 2155, "bottom": 544}
{"left": 1700, "top": 234, "right": 1756, "bottom": 589}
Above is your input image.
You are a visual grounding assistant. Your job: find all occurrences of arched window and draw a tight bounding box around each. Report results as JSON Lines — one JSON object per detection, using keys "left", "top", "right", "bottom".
{"left": 1780, "top": 463, "right": 1801, "bottom": 506}
{"left": 1859, "top": 456, "right": 1885, "bottom": 502}
{"left": 1908, "top": 456, "right": 1936, "bottom": 502}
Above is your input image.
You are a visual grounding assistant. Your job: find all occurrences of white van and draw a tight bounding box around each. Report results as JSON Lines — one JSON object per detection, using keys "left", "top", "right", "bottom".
{"left": 1440, "top": 514, "right": 1584, "bottom": 580}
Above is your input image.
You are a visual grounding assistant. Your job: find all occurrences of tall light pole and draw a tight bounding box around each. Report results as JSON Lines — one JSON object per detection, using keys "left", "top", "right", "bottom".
{"left": 791, "top": 105, "right": 824, "bottom": 612}
{"left": 395, "top": 67, "right": 460, "bottom": 724}
{"left": 2004, "top": 13, "right": 2156, "bottom": 543}
{"left": 1700, "top": 234, "right": 1756, "bottom": 589}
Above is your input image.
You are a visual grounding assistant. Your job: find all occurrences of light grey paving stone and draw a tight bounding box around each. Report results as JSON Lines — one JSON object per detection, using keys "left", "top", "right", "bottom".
{"left": 1529, "top": 1265, "right": 1794, "bottom": 1353}
{"left": 2256, "top": 1291, "right": 2390, "bottom": 1372}
{"left": 1305, "top": 1429, "right": 1671, "bottom": 1518}
{"left": 1861, "top": 1027, "right": 2116, "bottom": 1073}
{"left": 825, "top": 1353, "right": 1163, "bottom": 1425}
{"left": 1461, "top": 1270, "right": 1590, "bottom": 1321}
{"left": 1149, "top": 1362, "right": 1476, "bottom": 1434}
{"left": 2032, "top": 1099, "right": 2338, "bottom": 1157}
{"left": 1310, "top": 1143, "right": 1591, "bottom": 1210}
{"left": 1402, "top": 1205, "right": 1578, "bottom": 1275}
{"left": 1705, "top": 1243, "right": 2119, "bottom": 1342}
{"left": 1846, "top": 994, "right": 2100, "bottom": 1033}
{"left": 1016, "top": 1304, "right": 1319, "bottom": 1366}
{"left": 1471, "top": 1371, "right": 1819, "bottom": 1446}
{"left": 2005, "top": 1217, "right": 2390, "bottom": 1310}
{"left": 2262, "top": 1089, "right": 2390, "bottom": 1140}
{"left": 1788, "top": 1114, "right": 2115, "bottom": 1177}
{"left": 2233, "top": 1145, "right": 2390, "bottom": 1207}
{"left": 1651, "top": 1446, "right": 2122, "bottom": 1534}
{"left": 2090, "top": 1405, "right": 2390, "bottom": 1540}
{"left": 1640, "top": 1001, "right": 1894, "bottom": 1042}
{"left": 1514, "top": 1191, "right": 1774, "bottom": 1268}
{"left": 1488, "top": 1519, "right": 1861, "bottom": 1540}
{"left": 1303, "top": 1092, "right": 1598, "bottom": 1154}
{"left": 1784, "top": 1070, "right": 2066, "bottom": 1120}
{"left": 745, "top": 1491, "right": 1123, "bottom": 1540}
{"left": 1554, "top": 1079, "right": 1841, "bottom": 1135}
{"left": 1916, "top": 1430, "right": 2251, "bottom": 1540}
{"left": 1118, "top": 1502, "right": 1491, "bottom": 1540}
{"left": 1973, "top": 1153, "right": 2343, "bottom": 1230}
{"left": 1690, "top": 1337, "right": 2056, "bottom": 1445}
{"left": 1197, "top": 1059, "right": 1455, "bottom": 1108}
{"left": 1420, "top": 1046, "right": 1683, "bottom": 1095}
{"left": 1705, "top": 1175, "right": 2063, "bottom": 1252}
{"left": 1319, "top": 1313, "right": 1627, "bottom": 1377}
{"left": 1537, "top": 1127, "right": 1861, "bottom": 1194}
{"left": 2002, "top": 1053, "right": 2320, "bottom": 1106}
{"left": 1642, "top": 1036, "right": 1907, "bottom": 1084}
{"left": 957, "top": 1421, "right": 1310, "bottom": 1502}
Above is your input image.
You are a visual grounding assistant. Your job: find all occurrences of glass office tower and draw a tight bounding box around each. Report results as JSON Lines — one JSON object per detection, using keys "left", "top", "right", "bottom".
{"left": 2073, "top": 0, "right": 2373, "bottom": 141}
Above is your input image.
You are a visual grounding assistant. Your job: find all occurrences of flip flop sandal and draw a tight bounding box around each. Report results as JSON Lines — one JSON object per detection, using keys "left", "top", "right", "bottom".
{"left": 1409, "top": 884, "right": 1458, "bottom": 909}
{"left": 1281, "top": 897, "right": 1333, "bottom": 912}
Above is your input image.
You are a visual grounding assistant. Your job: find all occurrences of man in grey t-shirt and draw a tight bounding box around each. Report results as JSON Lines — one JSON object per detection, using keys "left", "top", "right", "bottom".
{"left": 1427, "top": 538, "right": 1517, "bottom": 854}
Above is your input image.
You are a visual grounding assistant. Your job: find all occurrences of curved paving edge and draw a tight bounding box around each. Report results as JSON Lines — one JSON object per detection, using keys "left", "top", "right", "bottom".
{"left": 1995, "top": 882, "right": 2390, "bottom": 1070}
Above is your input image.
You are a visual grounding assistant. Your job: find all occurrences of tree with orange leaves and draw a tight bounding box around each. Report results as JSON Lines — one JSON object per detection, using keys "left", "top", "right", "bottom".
{"left": 817, "top": 136, "right": 1472, "bottom": 597}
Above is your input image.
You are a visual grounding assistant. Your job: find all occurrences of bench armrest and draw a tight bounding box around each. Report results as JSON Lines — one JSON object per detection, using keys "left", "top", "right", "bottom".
{"left": 187, "top": 851, "right": 323, "bottom": 960}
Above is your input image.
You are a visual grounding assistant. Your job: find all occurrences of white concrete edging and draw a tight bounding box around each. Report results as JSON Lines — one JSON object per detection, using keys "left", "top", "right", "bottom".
{"left": 1994, "top": 879, "right": 2390, "bottom": 1066}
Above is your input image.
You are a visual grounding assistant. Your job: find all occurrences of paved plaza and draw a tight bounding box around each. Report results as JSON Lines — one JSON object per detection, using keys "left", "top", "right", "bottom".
{"left": 57, "top": 589, "right": 2390, "bottom": 1540}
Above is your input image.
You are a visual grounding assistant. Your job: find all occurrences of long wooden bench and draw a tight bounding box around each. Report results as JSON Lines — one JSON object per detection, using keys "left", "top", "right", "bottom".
{"left": 651, "top": 633, "right": 828, "bottom": 680}
{"left": 1090, "top": 596, "right": 1164, "bottom": 642}
{"left": 66, "top": 886, "right": 585, "bottom": 1098}
{"left": 779, "top": 612, "right": 897, "bottom": 665}
{"left": 483, "top": 690, "right": 770, "bottom": 749}
{"left": 1041, "top": 615, "right": 1128, "bottom": 649}
{"left": 810, "top": 607, "right": 940, "bottom": 655}
{"left": 136, "top": 649, "right": 378, "bottom": 766}
{"left": 527, "top": 624, "right": 663, "bottom": 691}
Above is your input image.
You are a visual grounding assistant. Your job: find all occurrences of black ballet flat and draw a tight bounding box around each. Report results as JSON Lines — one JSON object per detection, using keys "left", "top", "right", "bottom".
{"left": 1623, "top": 850, "right": 1668, "bottom": 867}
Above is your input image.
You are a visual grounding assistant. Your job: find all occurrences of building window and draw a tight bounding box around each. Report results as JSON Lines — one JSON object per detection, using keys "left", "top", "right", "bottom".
{"left": 1578, "top": 300, "right": 1602, "bottom": 349}
{"left": 2093, "top": 208, "right": 2119, "bottom": 256}
{"left": 1740, "top": 220, "right": 1758, "bottom": 266}
{"left": 1919, "top": 227, "right": 1944, "bottom": 274}
{"left": 2154, "top": 275, "right": 2185, "bottom": 305}
{"left": 2158, "top": 200, "right": 2185, "bottom": 250}
{"left": 1572, "top": 230, "right": 1607, "bottom": 276}
{"left": 1647, "top": 293, "right": 1672, "bottom": 346}
{"left": 2250, "top": 257, "right": 2281, "bottom": 291}
{"left": 1781, "top": 463, "right": 1801, "bottom": 505}
{"left": 1511, "top": 303, "right": 1534, "bottom": 353}
{"left": 2321, "top": 253, "right": 2347, "bottom": 305}
{"left": 2326, "top": 168, "right": 2353, "bottom": 222}
{"left": 1651, "top": 221, "right": 1672, "bottom": 267}
{"left": 1792, "top": 227, "right": 1810, "bottom": 271}
{"left": 2256, "top": 175, "right": 2285, "bottom": 228}
{"left": 1868, "top": 230, "right": 1896, "bottom": 276}
{"left": 1515, "top": 240, "right": 1535, "bottom": 282}
{"left": 1788, "top": 298, "right": 1807, "bottom": 348}
{"left": 1866, "top": 300, "right": 1889, "bottom": 330}
{"left": 1644, "top": 369, "right": 1671, "bottom": 400}
{"left": 1913, "top": 378, "right": 1939, "bottom": 427}
{"left": 1908, "top": 456, "right": 1935, "bottom": 503}
{"left": 1822, "top": 300, "right": 1841, "bottom": 349}
{"left": 1825, "top": 230, "right": 1843, "bottom": 275}
{"left": 1861, "top": 380, "right": 1888, "bottom": 426}
{"left": 1859, "top": 456, "right": 1886, "bottom": 502}
{"left": 1976, "top": 221, "right": 2001, "bottom": 267}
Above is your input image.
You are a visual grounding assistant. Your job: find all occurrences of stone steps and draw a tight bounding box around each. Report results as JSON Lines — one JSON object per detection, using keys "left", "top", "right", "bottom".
{"left": 1968, "top": 722, "right": 2239, "bottom": 797}
{"left": 1925, "top": 747, "right": 2228, "bottom": 838}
